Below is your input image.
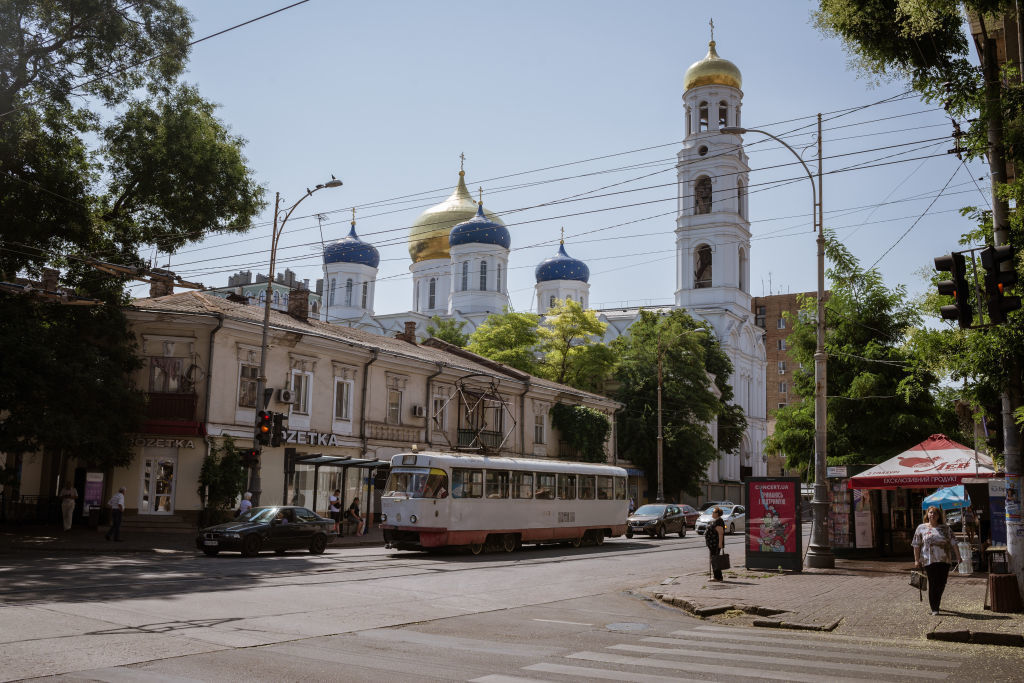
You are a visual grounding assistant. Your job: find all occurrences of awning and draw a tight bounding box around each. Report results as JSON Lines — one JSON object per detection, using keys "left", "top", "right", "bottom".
{"left": 848, "top": 434, "right": 995, "bottom": 490}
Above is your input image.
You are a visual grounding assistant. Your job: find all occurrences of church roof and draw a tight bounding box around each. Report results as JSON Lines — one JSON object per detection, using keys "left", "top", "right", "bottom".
{"left": 684, "top": 40, "right": 742, "bottom": 91}
{"left": 408, "top": 171, "right": 505, "bottom": 263}
{"left": 449, "top": 204, "right": 511, "bottom": 250}
{"left": 535, "top": 242, "right": 589, "bottom": 283}
{"left": 324, "top": 223, "right": 380, "bottom": 268}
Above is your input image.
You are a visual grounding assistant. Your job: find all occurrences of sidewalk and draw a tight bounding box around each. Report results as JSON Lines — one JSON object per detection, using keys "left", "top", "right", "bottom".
{"left": 0, "top": 523, "right": 383, "bottom": 555}
{"left": 650, "top": 556, "right": 1024, "bottom": 648}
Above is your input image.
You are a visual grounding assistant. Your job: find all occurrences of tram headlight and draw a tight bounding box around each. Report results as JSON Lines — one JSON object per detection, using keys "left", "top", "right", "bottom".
{"left": 410, "top": 514, "right": 418, "bottom": 524}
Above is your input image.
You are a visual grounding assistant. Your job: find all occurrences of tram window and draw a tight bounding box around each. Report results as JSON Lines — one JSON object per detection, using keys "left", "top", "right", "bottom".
{"left": 557, "top": 473, "right": 577, "bottom": 500}
{"left": 579, "top": 476, "right": 596, "bottom": 500}
{"left": 614, "top": 477, "right": 626, "bottom": 500}
{"left": 597, "top": 476, "right": 614, "bottom": 500}
{"left": 511, "top": 471, "right": 534, "bottom": 499}
{"left": 535, "top": 473, "right": 555, "bottom": 500}
{"left": 452, "top": 468, "right": 483, "bottom": 498}
{"left": 485, "top": 470, "right": 509, "bottom": 499}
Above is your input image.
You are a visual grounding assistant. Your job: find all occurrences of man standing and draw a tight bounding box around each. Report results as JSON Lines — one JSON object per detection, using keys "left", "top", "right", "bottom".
{"left": 105, "top": 487, "right": 125, "bottom": 541}
{"left": 59, "top": 483, "right": 78, "bottom": 531}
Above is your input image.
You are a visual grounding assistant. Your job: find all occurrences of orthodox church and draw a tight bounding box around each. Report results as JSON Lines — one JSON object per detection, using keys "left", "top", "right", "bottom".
{"left": 319, "top": 37, "right": 767, "bottom": 486}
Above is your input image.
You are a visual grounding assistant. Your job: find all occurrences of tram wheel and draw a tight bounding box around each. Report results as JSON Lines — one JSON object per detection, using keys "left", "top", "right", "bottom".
{"left": 502, "top": 534, "right": 517, "bottom": 553}
{"left": 569, "top": 536, "right": 582, "bottom": 548}
{"left": 469, "top": 542, "right": 484, "bottom": 555}
{"left": 593, "top": 531, "right": 605, "bottom": 546}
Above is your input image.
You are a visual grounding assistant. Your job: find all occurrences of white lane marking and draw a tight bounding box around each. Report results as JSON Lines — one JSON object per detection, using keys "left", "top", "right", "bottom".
{"left": 526, "top": 662, "right": 699, "bottom": 682}
{"left": 531, "top": 619, "right": 593, "bottom": 626}
{"left": 607, "top": 644, "right": 947, "bottom": 679}
{"left": 565, "top": 651, "right": 883, "bottom": 683}
{"left": 470, "top": 676, "right": 554, "bottom": 683}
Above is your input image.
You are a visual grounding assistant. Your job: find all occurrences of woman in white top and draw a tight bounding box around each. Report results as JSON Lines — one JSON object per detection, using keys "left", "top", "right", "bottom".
{"left": 328, "top": 489, "right": 342, "bottom": 533}
{"left": 912, "top": 505, "right": 961, "bottom": 615}
{"left": 59, "top": 485, "right": 78, "bottom": 531}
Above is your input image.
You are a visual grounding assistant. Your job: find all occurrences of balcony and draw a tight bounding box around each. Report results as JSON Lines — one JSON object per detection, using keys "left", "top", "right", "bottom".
{"left": 458, "top": 429, "right": 504, "bottom": 450}
{"left": 143, "top": 392, "right": 201, "bottom": 436}
{"left": 366, "top": 421, "right": 424, "bottom": 444}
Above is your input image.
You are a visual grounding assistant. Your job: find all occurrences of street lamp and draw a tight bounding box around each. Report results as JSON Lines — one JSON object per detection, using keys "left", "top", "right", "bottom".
{"left": 249, "top": 177, "right": 342, "bottom": 504}
{"left": 720, "top": 125, "right": 834, "bottom": 569}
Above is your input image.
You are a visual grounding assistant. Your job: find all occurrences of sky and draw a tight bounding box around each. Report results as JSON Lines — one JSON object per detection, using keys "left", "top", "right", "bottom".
{"left": 136, "top": 0, "right": 991, "bottom": 316}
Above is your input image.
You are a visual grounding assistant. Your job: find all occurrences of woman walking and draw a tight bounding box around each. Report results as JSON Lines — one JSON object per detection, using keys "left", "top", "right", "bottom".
{"left": 913, "top": 505, "right": 961, "bottom": 615}
{"left": 705, "top": 506, "right": 726, "bottom": 581}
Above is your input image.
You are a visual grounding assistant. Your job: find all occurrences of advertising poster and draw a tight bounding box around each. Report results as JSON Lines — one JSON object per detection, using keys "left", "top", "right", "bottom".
{"left": 989, "top": 479, "right": 1006, "bottom": 545}
{"left": 745, "top": 477, "right": 802, "bottom": 571}
{"left": 83, "top": 471, "right": 104, "bottom": 509}
{"left": 1005, "top": 474, "right": 1020, "bottom": 524}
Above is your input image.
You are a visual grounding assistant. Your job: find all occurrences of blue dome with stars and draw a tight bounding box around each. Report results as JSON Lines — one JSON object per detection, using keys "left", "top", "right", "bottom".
{"left": 324, "top": 224, "right": 380, "bottom": 268}
{"left": 449, "top": 204, "right": 510, "bottom": 250}
{"left": 535, "top": 242, "right": 589, "bottom": 283}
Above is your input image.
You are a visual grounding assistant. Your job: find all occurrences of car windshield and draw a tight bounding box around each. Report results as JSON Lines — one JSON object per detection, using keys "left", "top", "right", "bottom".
{"left": 240, "top": 507, "right": 281, "bottom": 523}
{"left": 384, "top": 467, "right": 449, "bottom": 498}
{"left": 720, "top": 506, "right": 736, "bottom": 516}
{"left": 634, "top": 504, "right": 666, "bottom": 516}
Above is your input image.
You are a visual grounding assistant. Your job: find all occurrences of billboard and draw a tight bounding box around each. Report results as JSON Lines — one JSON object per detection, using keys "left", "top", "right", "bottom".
{"left": 745, "top": 477, "right": 803, "bottom": 571}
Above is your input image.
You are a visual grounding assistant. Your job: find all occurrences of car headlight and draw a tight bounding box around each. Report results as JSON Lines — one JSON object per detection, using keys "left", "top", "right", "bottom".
{"left": 380, "top": 513, "right": 387, "bottom": 522}
{"left": 409, "top": 514, "right": 418, "bottom": 524}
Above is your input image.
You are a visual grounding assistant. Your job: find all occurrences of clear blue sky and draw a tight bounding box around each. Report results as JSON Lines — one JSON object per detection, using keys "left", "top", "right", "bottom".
{"left": 138, "top": 0, "right": 989, "bottom": 315}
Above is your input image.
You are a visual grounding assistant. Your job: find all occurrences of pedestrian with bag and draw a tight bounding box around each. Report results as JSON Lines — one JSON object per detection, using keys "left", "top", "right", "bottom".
{"left": 105, "top": 487, "right": 126, "bottom": 542}
{"left": 706, "top": 506, "right": 727, "bottom": 581}
{"left": 912, "top": 505, "right": 961, "bottom": 615}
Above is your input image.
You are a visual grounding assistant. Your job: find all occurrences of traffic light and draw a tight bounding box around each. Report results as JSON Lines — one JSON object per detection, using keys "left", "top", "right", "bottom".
{"left": 256, "top": 410, "right": 272, "bottom": 445}
{"left": 934, "top": 252, "right": 973, "bottom": 329}
{"left": 242, "top": 448, "right": 261, "bottom": 465}
{"left": 271, "top": 412, "right": 285, "bottom": 447}
{"left": 980, "top": 244, "right": 1020, "bottom": 325}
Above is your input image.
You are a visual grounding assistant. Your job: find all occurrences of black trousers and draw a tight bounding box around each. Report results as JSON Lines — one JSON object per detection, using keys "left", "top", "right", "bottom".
{"left": 710, "top": 547, "right": 723, "bottom": 580}
{"left": 924, "top": 562, "right": 950, "bottom": 611}
{"left": 106, "top": 509, "right": 123, "bottom": 540}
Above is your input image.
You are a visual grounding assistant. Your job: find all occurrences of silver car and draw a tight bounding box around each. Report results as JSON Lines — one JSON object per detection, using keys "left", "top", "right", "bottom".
{"left": 695, "top": 504, "right": 746, "bottom": 535}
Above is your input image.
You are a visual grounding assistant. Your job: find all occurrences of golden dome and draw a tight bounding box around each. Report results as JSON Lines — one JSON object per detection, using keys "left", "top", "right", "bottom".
{"left": 408, "top": 171, "right": 506, "bottom": 263}
{"left": 684, "top": 40, "right": 742, "bottom": 91}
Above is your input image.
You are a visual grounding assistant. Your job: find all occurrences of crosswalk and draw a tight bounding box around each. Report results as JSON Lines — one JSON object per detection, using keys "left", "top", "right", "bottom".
{"left": 471, "top": 623, "right": 963, "bottom": 683}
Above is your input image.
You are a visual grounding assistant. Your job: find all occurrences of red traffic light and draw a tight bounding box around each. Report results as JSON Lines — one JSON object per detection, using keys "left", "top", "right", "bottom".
{"left": 242, "top": 448, "right": 261, "bottom": 465}
{"left": 256, "top": 410, "right": 273, "bottom": 445}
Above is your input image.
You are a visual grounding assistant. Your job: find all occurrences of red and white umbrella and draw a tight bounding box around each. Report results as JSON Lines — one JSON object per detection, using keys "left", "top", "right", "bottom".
{"left": 848, "top": 434, "right": 995, "bottom": 489}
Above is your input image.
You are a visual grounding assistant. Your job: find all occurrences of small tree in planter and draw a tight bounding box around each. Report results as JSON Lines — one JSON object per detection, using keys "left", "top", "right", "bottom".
{"left": 197, "top": 437, "right": 247, "bottom": 527}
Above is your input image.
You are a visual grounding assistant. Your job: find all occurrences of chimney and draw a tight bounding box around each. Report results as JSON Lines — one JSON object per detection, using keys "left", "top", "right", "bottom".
{"left": 41, "top": 268, "right": 59, "bottom": 292}
{"left": 288, "top": 288, "right": 310, "bottom": 321}
{"left": 395, "top": 320, "right": 417, "bottom": 344}
{"left": 149, "top": 268, "right": 174, "bottom": 298}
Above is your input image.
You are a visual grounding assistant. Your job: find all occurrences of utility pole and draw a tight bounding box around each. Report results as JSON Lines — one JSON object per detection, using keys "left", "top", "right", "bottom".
{"left": 656, "top": 329, "right": 664, "bottom": 503}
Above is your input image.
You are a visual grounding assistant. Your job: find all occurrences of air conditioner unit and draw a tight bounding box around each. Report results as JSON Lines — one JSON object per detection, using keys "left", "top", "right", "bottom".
{"left": 278, "top": 388, "right": 296, "bottom": 404}
{"left": 411, "top": 404, "right": 426, "bottom": 418}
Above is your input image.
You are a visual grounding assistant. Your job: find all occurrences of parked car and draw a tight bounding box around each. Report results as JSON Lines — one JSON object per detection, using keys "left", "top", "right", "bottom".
{"left": 679, "top": 504, "right": 700, "bottom": 528}
{"left": 699, "top": 500, "right": 735, "bottom": 512}
{"left": 626, "top": 504, "right": 688, "bottom": 539}
{"left": 695, "top": 504, "right": 746, "bottom": 535}
{"left": 196, "top": 506, "right": 335, "bottom": 557}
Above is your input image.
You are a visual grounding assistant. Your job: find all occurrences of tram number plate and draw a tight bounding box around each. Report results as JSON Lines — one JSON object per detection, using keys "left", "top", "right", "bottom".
{"left": 558, "top": 512, "right": 576, "bottom": 523}
{"left": 203, "top": 540, "right": 219, "bottom": 546}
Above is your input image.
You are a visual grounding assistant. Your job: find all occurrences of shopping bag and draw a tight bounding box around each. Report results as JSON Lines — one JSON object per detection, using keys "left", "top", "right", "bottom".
{"left": 910, "top": 570, "right": 927, "bottom": 600}
{"left": 711, "top": 553, "right": 731, "bottom": 571}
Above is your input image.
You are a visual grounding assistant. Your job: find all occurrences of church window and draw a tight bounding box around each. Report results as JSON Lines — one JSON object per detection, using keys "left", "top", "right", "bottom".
{"left": 461, "top": 261, "right": 469, "bottom": 291}
{"left": 686, "top": 107, "right": 692, "bottom": 135}
{"left": 718, "top": 100, "right": 728, "bottom": 128}
{"left": 549, "top": 296, "right": 556, "bottom": 309}
{"left": 694, "top": 245, "right": 712, "bottom": 289}
{"left": 497, "top": 263, "right": 503, "bottom": 292}
{"left": 414, "top": 282, "right": 420, "bottom": 311}
{"left": 480, "top": 261, "right": 487, "bottom": 290}
{"left": 345, "top": 278, "right": 353, "bottom": 307}
{"left": 738, "top": 247, "right": 747, "bottom": 292}
{"left": 259, "top": 290, "right": 266, "bottom": 305}
{"left": 428, "top": 278, "right": 436, "bottom": 309}
{"left": 694, "top": 176, "right": 712, "bottom": 215}
{"left": 361, "top": 282, "right": 368, "bottom": 309}
{"left": 329, "top": 279, "right": 336, "bottom": 306}
{"left": 698, "top": 101, "right": 708, "bottom": 131}
{"left": 273, "top": 291, "right": 280, "bottom": 305}
{"left": 737, "top": 179, "right": 746, "bottom": 219}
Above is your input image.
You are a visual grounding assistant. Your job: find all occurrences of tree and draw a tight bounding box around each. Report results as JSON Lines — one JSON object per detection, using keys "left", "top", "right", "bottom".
{"left": 549, "top": 403, "right": 611, "bottom": 463}
{"left": 766, "top": 235, "right": 955, "bottom": 475}
{"left": 537, "top": 298, "right": 616, "bottom": 392}
{"left": 467, "top": 309, "right": 542, "bottom": 375}
{"left": 426, "top": 315, "right": 469, "bottom": 347}
{"left": 198, "top": 437, "right": 247, "bottom": 526}
{"left": 612, "top": 309, "right": 744, "bottom": 498}
{"left": 0, "top": 2, "right": 264, "bottom": 472}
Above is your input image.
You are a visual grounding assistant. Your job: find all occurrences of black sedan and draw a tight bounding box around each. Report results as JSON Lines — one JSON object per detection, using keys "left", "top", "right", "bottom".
{"left": 625, "top": 504, "right": 688, "bottom": 539}
{"left": 196, "top": 506, "right": 335, "bottom": 557}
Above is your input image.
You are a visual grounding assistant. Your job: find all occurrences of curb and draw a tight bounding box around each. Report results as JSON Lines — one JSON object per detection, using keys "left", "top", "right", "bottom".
{"left": 928, "top": 629, "right": 1024, "bottom": 648}
{"left": 653, "top": 593, "right": 838, "bottom": 631}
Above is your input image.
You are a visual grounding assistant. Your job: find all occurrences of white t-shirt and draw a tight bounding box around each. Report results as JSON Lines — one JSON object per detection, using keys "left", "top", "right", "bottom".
{"left": 109, "top": 492, "right": 125, "bottom": 510}
{"left": 328, "top": 496, "right": 340, "bottom": 512}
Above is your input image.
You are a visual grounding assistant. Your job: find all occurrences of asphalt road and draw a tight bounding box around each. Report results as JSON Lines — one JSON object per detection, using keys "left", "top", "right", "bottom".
{"left": 0, "top": 533, "right": 1017, "bottom": 681}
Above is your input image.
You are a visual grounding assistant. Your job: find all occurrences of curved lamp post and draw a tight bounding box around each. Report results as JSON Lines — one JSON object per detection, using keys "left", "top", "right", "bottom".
{"left": 720, "top": 126, "right": 834, "bottom": 569}
{"left": 250, "top": 178, "right": 342, "bottom": 504}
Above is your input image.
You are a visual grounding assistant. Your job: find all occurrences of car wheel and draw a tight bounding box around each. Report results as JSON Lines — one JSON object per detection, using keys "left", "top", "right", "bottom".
{"left": 625, "top": 530, "right": 633, "bottom": 539}
{"left": 241, "top": 534, "right": 261, "bottom": 557}
{"left": 729, "top": 522, "right": 735, "bottom": 535}
{"left": 202, "top": 548, "right": 219, "bottom": 557}
{"left": 309, "top": 534, "right": 328, "bottom": 555}
{"left": 679, "top": 525, "right": 687, "bottom": 538}
{"left": 469, "top": 542, "right": 484, "bottom": 555}
{"left": 657, "top": 524, "right": 666, "bottom": 539}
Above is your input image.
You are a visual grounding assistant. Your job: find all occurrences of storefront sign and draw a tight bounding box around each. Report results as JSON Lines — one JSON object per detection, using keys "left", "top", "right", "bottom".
{"left": 745, "top": 477, "right": 802, "bottom": 571}
{"left": 282, "top": 430, "right": 342, "bottom": 447}
{"left": 827, "top": 466, "right": 847, "bottom": 478}
{"left": 130, "top": 437, "right": 196, "bottom": 449}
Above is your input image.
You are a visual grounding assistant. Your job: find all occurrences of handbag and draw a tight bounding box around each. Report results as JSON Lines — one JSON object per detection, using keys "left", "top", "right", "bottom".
{"left": 910, "top": 570, "right": 927, "bottom": 600}
{"left": 711, "top": 553, "right": 731, "bottom": 571}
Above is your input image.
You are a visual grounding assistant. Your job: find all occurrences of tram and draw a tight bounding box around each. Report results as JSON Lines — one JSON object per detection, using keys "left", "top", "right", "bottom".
{"left": 380, "top": 450, "right": 629, "bottom": 553}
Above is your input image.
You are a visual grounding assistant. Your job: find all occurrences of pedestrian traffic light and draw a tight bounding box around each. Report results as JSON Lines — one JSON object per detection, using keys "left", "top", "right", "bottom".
{"left": 243, "top": 448, "right": 261, "bottom": 465}
{"left": 256, "top": 410, "right": 272, "bottom": 445}
{"left": 271, "top": 412, "right": 285, "bottom": 447}
{"left": 934, "top": 252, "right": 973, "bottom": 329}
{"left": 980, "top": 244, "right": 1020, "bottom": 325}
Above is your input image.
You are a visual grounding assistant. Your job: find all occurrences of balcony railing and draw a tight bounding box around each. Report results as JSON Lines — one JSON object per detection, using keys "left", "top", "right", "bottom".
{"left": 366, "top": 421, "right": 424, "bottom": 444}
{"left": 458, "top": 429, "right": 504, "bottom": 450}
{"left": 143, "top": 392, "right": 200, "bottom": 435}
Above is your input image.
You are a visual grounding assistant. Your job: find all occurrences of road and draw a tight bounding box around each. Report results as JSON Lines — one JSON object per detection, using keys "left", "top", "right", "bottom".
{"left": 0, "top": 533, "right": 1016, "bottom": 681}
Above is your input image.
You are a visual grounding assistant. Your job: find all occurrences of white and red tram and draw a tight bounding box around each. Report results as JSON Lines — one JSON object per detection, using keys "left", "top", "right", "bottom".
{"left": 380, "top": 451, "right": 629, "bottom": 553}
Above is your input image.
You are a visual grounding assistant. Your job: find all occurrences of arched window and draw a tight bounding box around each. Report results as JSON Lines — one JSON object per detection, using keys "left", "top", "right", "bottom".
{"left": 361, "top": 282, "right": 368, "bottom": 309}
{"left": 686, "top": 106, "right": 692, "bottom": 135}
{"left": 273, "top": 291, "right": 280, "bottom": 305}
{"left": 414, "top": 281, "right": 420, "bottom": 311}
{"left": 329, "top": 278, "right": 336, "bottom": 306}
{"left": 738, "top": 247, "right": 747, "bottom": 293}
{"left": 549, "top": 295, "right": 555, "bottom": 308}
{"left": 311, "top": 301, "right": 318, "bottom": 314}
{"left": 428, "top": 277, "right": 436, "bottom": 309}
{"left": 694, "top": 176, "right": 712, "bottom": 214}
{"left": 259, "top": 290, "right": 266, "bottom": 305}
{"left": 479, "top": 260, "right": 487, "bottom": 290}
{"left": 496, "top": 263, "right": 503, "bottom": 292}
{"left": 718, "top": 100, "right": 728, "bottom": 128}
{"left": 694, "top": 244, "right": 713, "bottom": 289}
{"left": 698, "top": 101, "right": 708, "bottom": 131}
{"left": 461, "top": 261, "right": 469, "bottom": 291}
{"left": 737, "top": 179, "right": 746, "bottom": 219}
{"left": 345, "top": 278, "right": 353, "bottom": 307}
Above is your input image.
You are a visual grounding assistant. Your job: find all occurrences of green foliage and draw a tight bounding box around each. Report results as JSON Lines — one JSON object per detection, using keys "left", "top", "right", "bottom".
{"left": 467, "top": 309, "right": 542, "bottom": 375}
{"left": 426, "top": 315, "right": 469, "bottom": 347}
{"left": 549, "top": 403, "right": 611, "bottom": 463}
{"left": 611, "top": 309, "right": 744, "bottom": 497}
{"left": 538, "top": 299, "right": 616, "bottom": 391}
{"left": 198, "top": 437, "right": 248, "bottom": 513}
{"left": 766, "top": 234, "right": 955, "bottom": 476}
